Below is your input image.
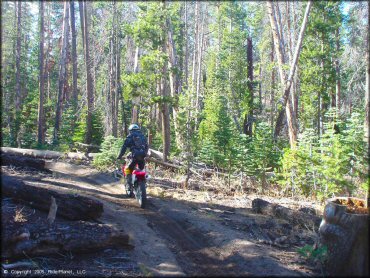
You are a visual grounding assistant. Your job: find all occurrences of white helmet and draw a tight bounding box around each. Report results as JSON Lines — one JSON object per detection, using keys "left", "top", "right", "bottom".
{"left": 129, "top": 124, "right": 140, "bottom": 131}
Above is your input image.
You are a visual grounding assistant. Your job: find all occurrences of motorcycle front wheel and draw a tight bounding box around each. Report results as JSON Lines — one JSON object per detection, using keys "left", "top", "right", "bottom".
{"left": 135, "top": 180, "right": 147, "bottom": 208}
{"left": 125, "top": 182, "right": 134, "bottom": 198}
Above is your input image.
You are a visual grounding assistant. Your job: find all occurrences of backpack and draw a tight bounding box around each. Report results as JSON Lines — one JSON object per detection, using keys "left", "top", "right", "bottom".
{"left": 131, "top": 132, "right": 147, "bottom": 159}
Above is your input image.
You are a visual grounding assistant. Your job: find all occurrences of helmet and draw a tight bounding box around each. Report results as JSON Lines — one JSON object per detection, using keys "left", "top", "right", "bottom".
{"left": 129, "top": 124, "right": 140, "bottom": 131}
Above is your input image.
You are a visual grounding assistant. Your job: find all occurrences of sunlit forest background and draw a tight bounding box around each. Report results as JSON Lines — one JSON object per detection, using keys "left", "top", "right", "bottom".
{"left": 1, "top": 1, "right": 369, "bottom": 201}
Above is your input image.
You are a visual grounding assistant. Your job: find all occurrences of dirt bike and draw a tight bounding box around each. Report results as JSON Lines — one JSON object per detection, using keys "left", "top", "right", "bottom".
{"left": 114, "top": 155, "right": 149, "bottom": 208}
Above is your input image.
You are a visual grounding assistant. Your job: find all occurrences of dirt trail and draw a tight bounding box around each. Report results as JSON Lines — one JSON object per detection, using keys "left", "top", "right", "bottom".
{"left": 11, "top": 162, "right": 318, "bottom": 276}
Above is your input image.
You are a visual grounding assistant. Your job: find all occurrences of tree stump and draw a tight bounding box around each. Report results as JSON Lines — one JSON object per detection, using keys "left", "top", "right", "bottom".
{"left": 319, "top": 197, "right": 369, "bottom": 276}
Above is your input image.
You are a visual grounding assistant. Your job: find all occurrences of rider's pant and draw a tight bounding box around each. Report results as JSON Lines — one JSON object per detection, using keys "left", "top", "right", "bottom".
{"left": 127, "top": 157, "right": 145, "bottom": 171}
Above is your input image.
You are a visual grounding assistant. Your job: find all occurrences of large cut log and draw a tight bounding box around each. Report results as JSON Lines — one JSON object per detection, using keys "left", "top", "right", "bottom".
{"left": 252, "top": 198, "right": 321, "bottom": 228}
{"left": 1, "top": 153, "right": 50, "bottom": 171}
{"left": 319, "top": 197, "right": 369, "bottom": 276}
{"left": 2, "top": 204, "right": 130, "bottom": 259}
{"left": 2, "top": 175, "right": 103, "bottom": 221}
{"left": 1, "top": 147, "right": 90, "bottom": 160}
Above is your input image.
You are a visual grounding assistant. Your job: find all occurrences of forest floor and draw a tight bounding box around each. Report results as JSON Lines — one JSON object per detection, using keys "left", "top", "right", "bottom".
{"left": 2, "top": 161, "right": 324, "bottom": 277}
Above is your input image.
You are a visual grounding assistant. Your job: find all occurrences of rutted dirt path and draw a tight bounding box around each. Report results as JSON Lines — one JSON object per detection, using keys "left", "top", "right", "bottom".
{"left": 4, "top": 162, "right": 319, "bottom": 276}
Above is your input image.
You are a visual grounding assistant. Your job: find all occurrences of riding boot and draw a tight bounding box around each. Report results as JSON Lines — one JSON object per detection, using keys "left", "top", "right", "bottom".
{"left": 126, "top": 174, "right": 133, "bottom": 191}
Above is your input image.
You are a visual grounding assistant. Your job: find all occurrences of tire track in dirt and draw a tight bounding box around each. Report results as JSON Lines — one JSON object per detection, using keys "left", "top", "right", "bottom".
{"left": 144, "top": 201, "right": 243, "bottom": 276}
{"left": 42, "top": 162, "right": 311, "bottom": 276}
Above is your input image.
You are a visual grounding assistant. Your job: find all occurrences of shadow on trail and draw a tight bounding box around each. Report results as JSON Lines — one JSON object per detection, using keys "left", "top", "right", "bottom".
{"left": 22, "top": 166, "right": 315, "bottom": 276}
{"left": 142, "top": 196, "right": 307, "bottom": 276}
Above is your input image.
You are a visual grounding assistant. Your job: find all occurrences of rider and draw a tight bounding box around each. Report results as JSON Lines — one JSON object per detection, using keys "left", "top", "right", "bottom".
{"left": 117, "top": 124, "right": 149, "bottom": 190}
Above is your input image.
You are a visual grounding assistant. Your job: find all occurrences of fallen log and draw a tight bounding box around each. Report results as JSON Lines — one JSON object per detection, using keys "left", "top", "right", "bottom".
{"left": 2, "top": 175, "right": 103, "bottom": 221}
{"left": 74, "top": 142, "right": 101, "bottom": 153}
{"left": 1, "top": 153, "right": 49, "bottom": 171}
{"left": 1, "top": 147, "right": 90, "bottom": 161}
{"left": 252, "top": 198, "right": 321, "bottom": 228}
{"left": 146, "top": 157, "right": 182, "bottom": 170}
{"left": 148, "top": 149, "right": 164, "bottom": 160}
{"left": 2, "top": 204, "right": 130, "bottom": 259}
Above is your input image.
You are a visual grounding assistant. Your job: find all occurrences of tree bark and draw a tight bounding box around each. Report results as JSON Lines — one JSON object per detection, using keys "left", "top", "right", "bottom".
{"left": 270, "top": 36, "right": 276, "bottom": 134}
{"left": 166, "top": 14, "right": 182, "bottom": 149}
{"left": 109, "top": 1, "right": 117, "bottom": 137}
{"left": 195, "top": 3, "right": 205, "bottom": 121}
{"left": 83, "top": 1, "right": 95, "bottom": 144}
{"left": 160, "top": 1, "right": 171, "bottom": 162}
{"left": 70, "top": 0, "right": 78, "bottom": 110}
{"left": 365, "top": 0, "right": 370, "bottom": 208}
{"left": 115, "top": 20, "right": 122, "bottom": 138}
{"left": 191, "top": 0, "right": 199, "bottom": 95}
{"left": 244, "top": 37, "right": 254, "bottom": 136}
{"left": 14, "top": 1, "right": 22, "bottom": 146}
{"left": 37, "top": 1, "right": 45, "bottom": 145}
{"left": 53, "top": 2, "right": 70, "bottom": 144}
{"left": 131, "top": 46, "right": 140, "bottom": 124}
{"left": 267, "top": 1, "right": 312, "bottom": 147}
{"left": 2, "top": 175, "right": 104, "bottom": 221}
{"left": 184, "top": 0, "right": 189, "bottom": 88}
{"left": 319, "top": 197, "right": 369, "bottom": 276}
{"left": 79, "top": 1, "right": 85, "bottom": 50}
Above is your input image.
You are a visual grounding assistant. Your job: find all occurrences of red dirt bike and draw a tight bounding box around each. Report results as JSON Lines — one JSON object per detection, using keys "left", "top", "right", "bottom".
{"left": 114, "top": 155, "right": 149, "bottom": 208}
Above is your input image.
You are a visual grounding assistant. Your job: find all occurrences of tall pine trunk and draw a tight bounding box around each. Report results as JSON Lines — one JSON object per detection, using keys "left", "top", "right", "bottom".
{"left": 14, "top": 1, "right": 22, "bottom": 146}
{"left": 161, "top": 1, "right": 171, "bottom": 161}
{"left": 70, "top": 0, "right": 78, "bottom": 110}
{"left": 53, "top": 2, "right": 70, "bottom": 144}
{"left": 166, "top": 15, "right": 182, "bottom": 148}
{"left": 82, "top": 1, "right": 94, "bottom": 144}
{"left": 131, "top": 46, "right": 140, "bottom": 124}
{"left": 365, "top": 0, "right": 369, "bottom": 208}
{"left": 37, "top": 1, "right": 45, "bottom": 145}
{"left": 244, "top": 37, "right": 254, "bottom": 136}
{"left": 335, "top": 28, "right": 341, "bottom": 116}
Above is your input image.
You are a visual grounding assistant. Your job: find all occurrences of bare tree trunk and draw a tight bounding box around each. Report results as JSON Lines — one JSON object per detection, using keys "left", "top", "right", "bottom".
{"left": 244, "top": 37, "right": 254, "bottom": 136}
{"left": 161, "top": 1, "right": 171, "bottom": 161}
{"left": 70, "top": 0, "right": 78, "bottom": 109}
{"left": 270, "top": 37, "right": 276, "bottom": 134}
{"left": 14, "top": 1, "right": 22, "bottom": 146}
{"left": 83, "top": 1, "right": 94, "bottom": 144}
{"left": 131, "top": 46, "right": 140, "bottom": 123}
{"left": 216, "top": 2, "right": 221, "bottom": 70}
{"left": 79, "top": 1, "right": 85, "bottom": 50}
{"left": 195, "top": 3, "right": 205, "bottom": 120}
{"left": 166, "top": 13, "right": 182, "bottom": 148}
{"left": 115, "top": 20, "right": 121, "bottom": 138}
{"left": 319, "top": 38, "right": 324, "bottom": 138}
{"left": 53, "top": 2, "right": 70, "bottom": 144}
{"left": 335, "top": 28, "right": 341, "bottom": 115}
{"left": 365, "top": 0, "right": 370, "bottom": 208}
{"left": 184, "top": 0, "right": 189, "bottom": 88}
{"left": 259, "top": 64, "right": 262, "bottom": 111}
{"left": 45, "top": 2, "right": 52, "bottom": 102}
{"left": 37, "top": 1, "right": 45, "bottom": 145}
{"left": 267, "top": 1, "right": 312, "bottom": 147}
{"left": 191, "top": 0, "right": 199, "bottom": 97}
{"left": 109, "top": 2, "right": 117, "bottom": 137}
